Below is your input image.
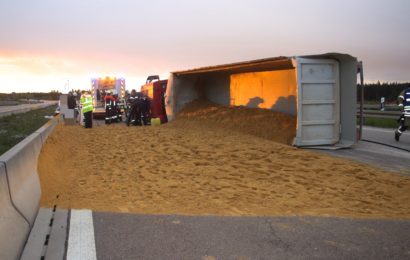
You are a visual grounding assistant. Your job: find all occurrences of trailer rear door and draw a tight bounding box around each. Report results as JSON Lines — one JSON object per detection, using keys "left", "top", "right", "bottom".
{"left": 294, "top": 58, "right": 340, "bottom": 146}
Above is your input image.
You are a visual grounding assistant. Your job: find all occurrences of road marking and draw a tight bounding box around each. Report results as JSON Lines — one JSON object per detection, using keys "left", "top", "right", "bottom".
{"left": 67, "top": 209, "right": 97, "bottom": 260}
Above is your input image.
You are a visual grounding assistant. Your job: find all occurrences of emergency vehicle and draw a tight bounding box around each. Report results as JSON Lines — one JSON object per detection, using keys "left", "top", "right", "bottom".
{"left": 140, "top": 75, "right": 168, "bottom": 123}
{"left": 90, "top": 76, "right": 126, "bottom": 118}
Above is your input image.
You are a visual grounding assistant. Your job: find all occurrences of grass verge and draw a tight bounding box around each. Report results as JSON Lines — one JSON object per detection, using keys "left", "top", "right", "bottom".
{"left": 0, "top": 105, "right": 57, "bottom": 155}
{"left": 357, "top": 117, "right": 399, "bottom": 129}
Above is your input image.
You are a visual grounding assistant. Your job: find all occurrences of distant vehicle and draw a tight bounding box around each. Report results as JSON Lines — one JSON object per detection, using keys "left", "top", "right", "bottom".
{"left": 90, "top": 76, "right": 126, "bottom": 119}
{"left": 140, "top": 75, "right": 168, "bottom": 123}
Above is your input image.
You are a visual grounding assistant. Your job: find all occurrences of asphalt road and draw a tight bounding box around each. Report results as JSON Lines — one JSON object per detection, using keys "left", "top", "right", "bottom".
{"left": 362, "top": 126, "right": 410, "bottom": 151}
{"left": 92, "top": 212, "right": 410, "bottom": 260}
{"left": 317, "top": 127, "right": 410, "bottom": 175}
{"left": 0, "top": 100, "right": 57, "bottom": 117}
{"left": 25, "top": 209, "right": 410, "bottom": 259}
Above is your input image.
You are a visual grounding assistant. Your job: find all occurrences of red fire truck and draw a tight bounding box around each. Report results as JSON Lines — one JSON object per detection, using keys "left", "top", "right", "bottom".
{"left": 141, "top": 75, "right": 168, "bottom": 123}
{"left": 90, "top": 76, "right": 126, "bottom": 118}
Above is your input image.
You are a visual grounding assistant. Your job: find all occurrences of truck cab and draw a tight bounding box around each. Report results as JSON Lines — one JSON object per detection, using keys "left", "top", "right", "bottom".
{"left": 141, "top": 75, "right": 168, "bottom": 123}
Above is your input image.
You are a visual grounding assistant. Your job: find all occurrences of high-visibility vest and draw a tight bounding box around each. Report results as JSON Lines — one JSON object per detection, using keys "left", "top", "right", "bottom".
{"left": 403, "top": 89, "right": 410, "bottom": 117}
{"left": 398, "top": 88, "right": 410, "bottom": 117}
{"left": 80, "top": 94, "right": 94, "bottom": 113}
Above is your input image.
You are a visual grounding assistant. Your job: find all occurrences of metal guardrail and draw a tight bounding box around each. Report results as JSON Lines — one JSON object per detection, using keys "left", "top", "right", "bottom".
{"left": 357, "top": 110, "right": 401, "bottom": 119}
{"left": 356, "top": 104, "right": 398, "bottom": 110}
{"left": 356, "top": 103, "right": 401, "bottom": 119}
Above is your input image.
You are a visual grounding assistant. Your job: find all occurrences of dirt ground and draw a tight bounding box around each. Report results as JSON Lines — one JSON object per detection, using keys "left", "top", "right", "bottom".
{"left": 38, "top": 100, "right": 410, "bottom": 219}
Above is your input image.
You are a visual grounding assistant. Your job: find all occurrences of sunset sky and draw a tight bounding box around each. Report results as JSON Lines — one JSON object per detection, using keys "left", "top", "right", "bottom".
{"left": 0, "top": 0, "right": 409, "bottom": 93}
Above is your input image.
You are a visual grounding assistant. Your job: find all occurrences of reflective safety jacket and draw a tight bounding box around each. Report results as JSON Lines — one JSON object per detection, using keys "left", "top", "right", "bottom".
{"left": 127, "top": 96, "right": 139, "bottom": 104}
{"left": 80, "top": 94, "right": 94, "bottom": 113}
{"left": 105, "top": 95, "right": 117, "bottom": 107}
{"left": 398, "top": 88, "right": 410, "bottom": 117}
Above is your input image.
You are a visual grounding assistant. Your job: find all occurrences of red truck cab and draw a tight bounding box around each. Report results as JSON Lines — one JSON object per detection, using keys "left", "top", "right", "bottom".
{"left": 141, "top": 75, "right": 168, "bottom": 123}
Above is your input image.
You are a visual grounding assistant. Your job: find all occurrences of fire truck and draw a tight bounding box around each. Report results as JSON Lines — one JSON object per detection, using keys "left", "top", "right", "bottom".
{"left": 141, "top": 75, "right": 168, "bottom": 123}
{"left": 90, "top": 76, "right": 126, "bottom": 118}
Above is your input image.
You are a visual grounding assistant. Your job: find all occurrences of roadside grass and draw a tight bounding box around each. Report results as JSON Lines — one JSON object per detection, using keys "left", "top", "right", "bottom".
{"left": 357, "top": 117, "right": 399, "bottom": 129}
{"left": 0, "top": 105, "right": 57, "bottom": 155}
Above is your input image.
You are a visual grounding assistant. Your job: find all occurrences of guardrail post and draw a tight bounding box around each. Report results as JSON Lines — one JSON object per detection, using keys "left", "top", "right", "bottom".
{"left": 358, "top": 61, "right": 364, "bottom": 140}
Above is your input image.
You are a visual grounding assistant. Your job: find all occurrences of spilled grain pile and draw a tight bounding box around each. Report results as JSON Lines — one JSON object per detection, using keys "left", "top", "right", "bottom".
{"left": 38, "top": 100, "right": 410, "bottom": 219}
{"left": 172, "top": 99, "right": 296, "bottom": 145}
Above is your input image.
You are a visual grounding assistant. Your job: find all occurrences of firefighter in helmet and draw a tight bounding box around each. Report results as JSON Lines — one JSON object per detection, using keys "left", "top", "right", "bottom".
{"left": 104, "top": 90, "right": 115, "bottom": 124}
{"left": 395, "top": 84, "right": 410, "bottom": 141}
{"left": 126, "top": 89, "right": 141, "bottom": 126}
{"left": 112, "top": 89, "right": 121, "bottom": 122}
{"left": 141, "top": 92, "right": 151, "bottom": 125}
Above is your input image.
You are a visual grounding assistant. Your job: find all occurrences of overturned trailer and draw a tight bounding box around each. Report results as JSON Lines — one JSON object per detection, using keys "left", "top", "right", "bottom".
{"left": 165, "top": 53, "right": 357, "bottom": 148}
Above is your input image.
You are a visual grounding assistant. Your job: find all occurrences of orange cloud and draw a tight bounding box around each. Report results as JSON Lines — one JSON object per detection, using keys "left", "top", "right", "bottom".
{"left": 0, "top": 55, "right": 84, "bottom": 75}
{"left": 0, "top": 52, "right": 170, "bottom": 93}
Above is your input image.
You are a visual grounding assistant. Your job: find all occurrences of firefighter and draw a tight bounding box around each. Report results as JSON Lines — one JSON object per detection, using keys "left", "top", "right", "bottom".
{"left": 80, "top": 90, "right": 94, "bottom": 128}
{"left": 127, "top": 89, "right": 138, "bottom": 112}
{"left": 126, "top": 90, "right": 142, "bottom": 126}
{"left": 395, "top": 85, "right": 410, "bottom": 141}
{"left": 112, "top": 89, "right": 121, "bottom": 122}
{"left": 129, "top": 89, "right": 137, "bottom": 101}
{"left": 104, "top": 90, "right": 115, "bottom": 124}
{"left": 141, "top": 93, "right": 151, "bottom": 125}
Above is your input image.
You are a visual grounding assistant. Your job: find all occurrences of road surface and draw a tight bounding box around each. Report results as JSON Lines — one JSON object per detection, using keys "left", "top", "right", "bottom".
{"left": 21, "top": 126, "right": 410, "bottom": 259}
{"left": 317, "top": 126, "right": 410, "bottom": 175}
{"left": 23, "top": 209, "right": 410, "bottom": 260}
{"left": 0, "top": 100, "right": 57, "bottom": 118}
{"left": 362, "top": 126, "right": 410, "bottom": 151}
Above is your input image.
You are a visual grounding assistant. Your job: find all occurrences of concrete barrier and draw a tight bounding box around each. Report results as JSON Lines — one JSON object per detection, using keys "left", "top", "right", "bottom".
{"left": 0, "top": 132, "right": 43, "bottom": 227}
{"left": 35, "top": 116, "right": 59, "bottom": 144}
{"left": 0, "top": 116, "right": 58, "bottom": 259}
{"left": 0, "top": 163, "right": 30, "bottom": 260}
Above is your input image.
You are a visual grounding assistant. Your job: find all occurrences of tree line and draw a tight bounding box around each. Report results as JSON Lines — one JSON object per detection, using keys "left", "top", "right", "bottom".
{"left": 358, "top": 82, "right": 410, "bottom": 103}
{"left": 1, "top": 82, "right": 409, "bottom": 103}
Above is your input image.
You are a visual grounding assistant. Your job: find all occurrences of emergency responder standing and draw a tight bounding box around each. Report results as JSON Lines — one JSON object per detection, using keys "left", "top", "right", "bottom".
{"left": 141, "top": 93, "right": 151, "bottom": 125}
{"left": 80, "top": 90, "right": 94, "bottom": 128}
{"left": 129, "top": 89, "right": 137, "bottom": 102}
{"left": 112, "top": 89, "right": 121, "bottom": 122}
{"left": 395, "top": 85, "right": 410, "bottom": 141}
{"left": 104, "top": 90, "right": 115, "bottom": 124}
{"left": 126, "top": 89, "right": 139, "bottom": 126}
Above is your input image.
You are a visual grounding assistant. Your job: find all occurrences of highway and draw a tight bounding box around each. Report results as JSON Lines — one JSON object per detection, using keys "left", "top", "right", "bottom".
{"left": 22, "top": 126, "right": 410, "bottom": 259}
{"left": 316, "top": 126, "right": 409, "bottom": 175}
{"left": 24, "top": 208, "right": 410, "bottom": 260}
{"left": 0, "top": 100, "right": 57, "bottom": 118}
{"left": 362, "top": 126, "right": 410, "bottom": 151}
{"left": 92, "top": 212, "right": 410, "bottom": 259}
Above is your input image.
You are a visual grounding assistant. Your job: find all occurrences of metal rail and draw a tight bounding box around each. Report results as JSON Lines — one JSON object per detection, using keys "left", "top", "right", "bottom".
{"left": 357, "top": 110, "right": 401, "bottom": 119}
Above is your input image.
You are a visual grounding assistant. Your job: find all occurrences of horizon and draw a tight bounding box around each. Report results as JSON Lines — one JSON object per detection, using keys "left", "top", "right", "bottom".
{"left": 1, "top": 78, "right": 410, "bottom": 95}
{"left": 1, "top": 0, "right": 409, "bottom": 93}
